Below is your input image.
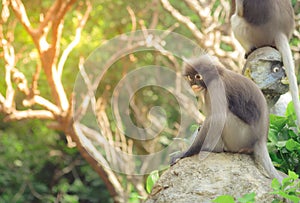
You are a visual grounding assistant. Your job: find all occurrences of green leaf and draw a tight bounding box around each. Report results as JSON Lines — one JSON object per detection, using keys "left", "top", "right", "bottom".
{"left": 277, "top": 191, "right": 300, "bottom": 202}
{"left": 268, "top": 128, "right": 279, "bottom": 143}
{"left": 270, "top": 114, "right": 288, "bottom": 130}
{"left": 146, "top": 170, "right": 159, "bottom": 193}
{"left": 271, "top": 178, "right": 281, "bottom": 191}
{"left": 285, "top": 101, "right": 296, "bottom": 118}
{"left": 281, "top": 177, "right": 293, "bottom": 190}
{"left": 288, "top": 170, "right": 299, "bottom": 179}
{"left": 212, "top": 195, "right": 235, "bottom": 203}
{"left": 271, "top": 171, "right": 300, "bottom": 203}
{"left": 285, "top": 139, "right": 300, "bottom": 151}
{"left": 285, "top": 101, "right": 297, "bottom": 127}
{"left": 275, "top": 141, "right": 287, "bottom": 148}
{"left": 237, "top": 192, "right": 255, "bottom": 203}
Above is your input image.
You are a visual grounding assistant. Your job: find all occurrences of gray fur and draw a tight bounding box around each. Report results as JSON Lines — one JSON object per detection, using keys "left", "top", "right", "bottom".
{"left": 231, "top": 0, "right": 300, "bottom": 128}
{"left": 172, "top": 55, "right": 284, "bottom": 182}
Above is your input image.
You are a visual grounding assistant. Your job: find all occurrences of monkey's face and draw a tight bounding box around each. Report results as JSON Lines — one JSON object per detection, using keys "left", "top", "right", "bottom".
{"left": 184, "top": 72, "right": 207, "bottom": 94}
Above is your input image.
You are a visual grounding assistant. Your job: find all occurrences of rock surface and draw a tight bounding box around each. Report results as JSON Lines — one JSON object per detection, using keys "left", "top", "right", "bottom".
{"left": 146, "top": 152, "right": 284, "bottom": 203}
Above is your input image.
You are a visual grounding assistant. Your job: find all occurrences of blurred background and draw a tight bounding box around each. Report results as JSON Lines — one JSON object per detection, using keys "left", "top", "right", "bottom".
{"left": 0, "top": 0, "right": 299, "bottom": 202}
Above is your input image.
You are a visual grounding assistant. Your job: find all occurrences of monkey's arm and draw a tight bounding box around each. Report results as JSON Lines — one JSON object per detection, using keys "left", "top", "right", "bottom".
{"left": 171, "top": 117, "right": 221, "bottom": 165}
{"left": 170, "top": 116, "right": 225, "bottom": 165}
{"left": 171, "top": 78, "right": 227, "bottom": 165}
{"left": 182, "top": 118, "right": 209, "bottom": 156}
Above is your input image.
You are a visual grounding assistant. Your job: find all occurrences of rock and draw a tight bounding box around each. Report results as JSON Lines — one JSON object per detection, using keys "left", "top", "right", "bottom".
{"left": 146, "top": 152, "right": 284, "bottom": 203}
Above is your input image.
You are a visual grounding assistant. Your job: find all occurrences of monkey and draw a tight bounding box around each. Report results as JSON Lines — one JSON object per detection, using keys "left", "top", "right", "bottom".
{"left": 230, "top": 0, "right": 300, "bottom": 128}
{"left": 171, "top": 54, "right": 284, "bottom": 182}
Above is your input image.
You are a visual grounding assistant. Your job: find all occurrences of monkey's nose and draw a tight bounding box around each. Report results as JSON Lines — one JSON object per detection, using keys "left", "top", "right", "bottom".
{"left": 191, "top": 85, "right": 202, "bottom": 92}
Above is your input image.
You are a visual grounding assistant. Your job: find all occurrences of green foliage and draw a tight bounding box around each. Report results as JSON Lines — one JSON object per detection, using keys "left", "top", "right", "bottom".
{"left": 212, "top": 193, "right": 255, "bottom": 203}
{"left": 0, "top": 119, "right": 111, "bottom": 202}
{"left": 212, "top": 171, "right": 300, "bottom": 203}
{"left": 213, "top": 195, "right": 235, "bottom": 203}
{"left": 271, "top": 171, "right": 300, "bottom": 203}
{"left": 268, "top": 101, "right": 300, "bottom": 175}
{"left": 146, "top": 170, "right": 160, "bottom": 194}
{"left": 237, "top": 193, "right": 256, "bottom": 203}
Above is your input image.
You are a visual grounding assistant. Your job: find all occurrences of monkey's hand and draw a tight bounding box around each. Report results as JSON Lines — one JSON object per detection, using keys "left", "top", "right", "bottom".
{"left": 170, "top": 152, "right": 185, "bottom": 166}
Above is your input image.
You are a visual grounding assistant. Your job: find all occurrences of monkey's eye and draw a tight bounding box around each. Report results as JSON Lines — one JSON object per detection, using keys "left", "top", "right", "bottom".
{"left": 187, "top": 75, "right": 192, "bottom": 81}
{"left": 272, "top": 66, "right": 280, "bottom": 73}
{"left": 194, "top": 74, "right": 202, "bottom": 80}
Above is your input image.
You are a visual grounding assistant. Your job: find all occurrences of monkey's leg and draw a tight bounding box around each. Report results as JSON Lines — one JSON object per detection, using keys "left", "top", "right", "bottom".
{"left": 245, "top": 45, "right": 277, "bottom": 59}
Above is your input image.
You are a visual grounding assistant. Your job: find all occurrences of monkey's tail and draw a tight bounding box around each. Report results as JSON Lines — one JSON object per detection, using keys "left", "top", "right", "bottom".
{"left": 275, "top": 33, "right": 300, "bottom": 128}
{"left": 253, "top": 140, "right": 283, "bottom": 182}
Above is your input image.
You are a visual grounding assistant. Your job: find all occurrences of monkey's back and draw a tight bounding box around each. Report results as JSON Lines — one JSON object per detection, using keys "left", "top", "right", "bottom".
{"left": 221, "top": 69, "right": 269, "bottom": 127}
{"left": 219, "top": 69, "right": 270, "bottom": 149}
{"left": 231, "top": 0, "right": 294, "bottom": 50}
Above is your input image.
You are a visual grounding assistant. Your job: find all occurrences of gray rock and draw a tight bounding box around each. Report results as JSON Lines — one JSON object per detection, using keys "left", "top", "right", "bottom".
{"left": 146, "top": 152, "right": 284, "bottom": 203}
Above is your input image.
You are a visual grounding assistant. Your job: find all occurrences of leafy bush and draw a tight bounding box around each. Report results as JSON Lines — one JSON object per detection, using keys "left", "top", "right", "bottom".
{"left": 268, "top": 101, "right": 300, "bottom": 175}
{"left": 271, "top": 171, "right": 300, "bottom": 203}
{"left": 0, "top": 119, "right": 111, "bottom": 203}
{"left": 212, "top": 171, "right": 300, "bottom": 203}
{"left": 212, "top": 193, "right": 255, "bottom": 203}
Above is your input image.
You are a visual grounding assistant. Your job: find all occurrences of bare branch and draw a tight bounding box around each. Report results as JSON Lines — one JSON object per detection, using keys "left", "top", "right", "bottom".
{"left": 70, "top": 123, "right": 125, "bottom": 200}
{"left": 38, "top": 0, "right": 62, "bottom": 35}
{"left": 184, "top": 0, "right": 209, "bottom": 21}
{"left": 51, "top": 0, "right": 76, "bottom": 58}
{"left": 159, "top": 0, "right": 245, "bottom": 70}
{"left": 160, "top": 0, "right": 203, "bottom": 42}
{"left": 10, "top": 0, "right": 34, "bottom": 35}
{"left": 149, "top": 0, "right": 159, "bottom": 29}
{"left": 4, "top": 109, "right": 55, "bottom": 121}
{"left": 23, "top": 95, "right": 61, "bottom": 115}
{"left": 30, "top": 63, "right": 41, "bottom": 96}
{"left": 127, "top": 6, "right": 137, "bottom": 33}
{"left": 11, "top": 67, "right": 29, "bottom": 95}
{"left": 1, "top": 0, "right": 10, "bottom": 23}
{"left": 2, "top": 39, "right": 15, "bottom": 110}
{"left": 58, "top": 0, "right": 92, "bottom": 77}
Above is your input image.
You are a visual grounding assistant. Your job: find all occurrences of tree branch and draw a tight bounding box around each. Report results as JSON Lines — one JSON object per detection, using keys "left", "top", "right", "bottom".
{"left": 0, "top": 94, "right": 5, "bottom": 112}
{"left": 58, "top": 0, "right": 92, "bottom": 78}
{"left": 9, "top": 0, "right": 34, "bottom": 36}
{"left": 29, "top": 63, "right": 41, "bottom": 96}
{"left": 67, "top": 123, "right": 125, "bottom": 201}
{"left": 38, "top": 0, "right": 62, "bottom": 35}
{"left": 1, "top": 38, "right": 15, "bottom": 111}
{"left": 4, "top": 109, "right": 55, "bottom": 121}
{"left": 51, "top": 0, "right": 76, "bottom": 62}
{"left": 23, "top": 95, "right": 61, "bottom": 115}
{"left": 160, "top": 0, "right": 203, "bottom": 42}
